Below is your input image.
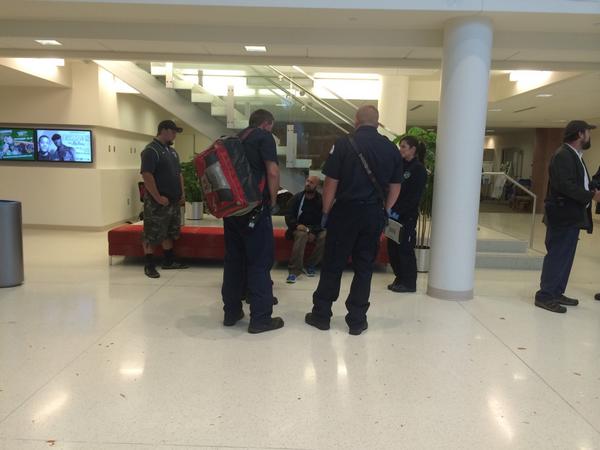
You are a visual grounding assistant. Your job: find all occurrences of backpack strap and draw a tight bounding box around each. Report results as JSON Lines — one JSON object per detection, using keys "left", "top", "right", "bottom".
{"left": 347, "top": 135, "right": 386, "bottom": 208}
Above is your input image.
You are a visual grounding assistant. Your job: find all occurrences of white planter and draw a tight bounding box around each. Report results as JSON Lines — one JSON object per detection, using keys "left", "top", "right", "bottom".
{"left": 186, "top": 201, "right": 203, "bottom": 220}
{"left": 416, "top": 246, "right": 431, "bottom": 273}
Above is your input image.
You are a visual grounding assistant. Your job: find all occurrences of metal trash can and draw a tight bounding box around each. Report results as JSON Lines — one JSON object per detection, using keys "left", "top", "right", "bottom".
{"left": 0, "top": 200, "right": 24, "bottom": 287}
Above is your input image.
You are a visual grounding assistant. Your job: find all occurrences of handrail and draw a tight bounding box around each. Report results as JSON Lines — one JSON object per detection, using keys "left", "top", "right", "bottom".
{"left": 290, "top": 65, "right": 402, "bottom": 139}
{"left": 266, "top": 66, "right": 356, "bottom": 127}
{"left": 247, "top": 66, "right": 352, "bottom": 134}
{"left": 482, "top": 171, "right": 537, "bottom": 248}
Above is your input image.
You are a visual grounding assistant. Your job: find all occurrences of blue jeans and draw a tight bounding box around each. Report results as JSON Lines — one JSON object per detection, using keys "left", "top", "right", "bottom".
{"left": 536, "top": 226, "right": 580, "bottom": 302}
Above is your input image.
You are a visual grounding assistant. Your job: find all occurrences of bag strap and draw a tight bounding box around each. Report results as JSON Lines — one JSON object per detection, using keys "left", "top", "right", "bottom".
{"left": 347, "top": 136, "right": 386, "bottom": 208}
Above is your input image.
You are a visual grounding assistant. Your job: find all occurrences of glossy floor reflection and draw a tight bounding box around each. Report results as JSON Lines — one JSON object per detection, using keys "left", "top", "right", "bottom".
{"left": 0, "top": 224, "right": 599, "bottom": 449}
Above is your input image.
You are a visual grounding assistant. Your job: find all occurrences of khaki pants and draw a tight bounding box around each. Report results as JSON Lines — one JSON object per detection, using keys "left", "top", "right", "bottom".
{"left": 288, "top": 229, "right": 326, "bottom": 275}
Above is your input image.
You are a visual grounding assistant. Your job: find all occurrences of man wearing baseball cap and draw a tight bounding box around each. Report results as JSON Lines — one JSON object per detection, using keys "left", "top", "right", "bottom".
{"left": 535, "top": 120, "right": 600, "bottom": 313}
{"left": 140, "top": 119, "right": 188, "bottom": 278}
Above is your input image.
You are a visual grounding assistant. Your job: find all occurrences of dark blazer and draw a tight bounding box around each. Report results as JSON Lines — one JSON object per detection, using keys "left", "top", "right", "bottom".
{"left": 544, "top": 143, "right": 594, "bottom": 233}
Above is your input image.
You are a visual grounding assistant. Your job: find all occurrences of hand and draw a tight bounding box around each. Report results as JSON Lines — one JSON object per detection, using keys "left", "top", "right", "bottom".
{"left": 387, "top": 208, "right": 400, "bottom": 220}
{"left": 320, "top": 213, "right": 329, "bottom": 229}
{"left": 307, "top": 233, "right": 316, "bottom": 243}
{"left": 297, "top": 224, "right": 308, "bottom": 232}
{"left": 593, "top": 190, "right": 600, "bottom": 203}
{"left": 156, "top": 195, "right": 169, "bottom": 206}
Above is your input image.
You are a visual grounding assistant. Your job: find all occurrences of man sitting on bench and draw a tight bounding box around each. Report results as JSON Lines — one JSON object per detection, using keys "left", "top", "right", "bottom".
{"left": 284, "top": 175, "right": 326, "bottom": 283}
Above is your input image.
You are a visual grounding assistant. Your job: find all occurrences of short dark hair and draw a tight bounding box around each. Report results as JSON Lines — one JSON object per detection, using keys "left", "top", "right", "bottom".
{"left": 51, "top": 133, "right": 61, "bottom": 141}
{"left": 400, "top": 136, "right": 427, "bottom": 162}
{"left": 249, "top": 109, "right": 274, "bottom": 128}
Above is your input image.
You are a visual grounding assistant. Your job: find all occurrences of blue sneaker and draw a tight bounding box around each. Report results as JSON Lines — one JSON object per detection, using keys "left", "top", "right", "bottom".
{"left": 286, "top": 274, "right": 297, "bottom": 284}
{"left": 305, "top": 266, "right": 316, "bottom": 277}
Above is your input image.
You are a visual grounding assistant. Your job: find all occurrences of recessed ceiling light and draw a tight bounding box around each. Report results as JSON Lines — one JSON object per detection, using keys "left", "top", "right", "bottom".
{"left": 486, "top": 130, "right": 496, "bottom": 133}
{"left": 536, "top": 93, "right": 553, "bottom": 98}
{"left": 35, "top": 39, "right": 62, "bottom": 46}
{"left": 488, "top": 108, "right": 502, "bottom": 112}
{"left": 244, "top": 45, "right": 266, "bottom": 52}
{"left": 552, "top": 119, "right": 567, "bottom": 123}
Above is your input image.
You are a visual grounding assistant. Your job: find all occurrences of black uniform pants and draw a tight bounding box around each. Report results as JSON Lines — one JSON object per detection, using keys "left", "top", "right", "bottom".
{"left": 312, "top": 202, "right": 386, "bottom": 328}
{"left": 222, "top": 209, "right": 274, "bottom": 326}
{"left": 536, "top": 225, "right": 579, "bottom": 302}
{"left": 386, "top": 219, "right": 417, "bottom": 289}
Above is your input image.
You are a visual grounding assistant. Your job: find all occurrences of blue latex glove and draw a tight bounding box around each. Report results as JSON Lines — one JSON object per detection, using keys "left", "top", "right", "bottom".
{"left": 387, "top": 209, "right": 400, "bottom": 220}
{"left": 320, "top": 213, "right": 329, "bottom": 229}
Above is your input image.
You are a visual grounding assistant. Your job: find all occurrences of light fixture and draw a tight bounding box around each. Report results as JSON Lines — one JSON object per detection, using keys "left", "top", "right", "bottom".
{"left": 488, "top": 108, "right": 502, "bottom": 112}
{"left": 35, "top": 39, "right": 62, "bottom": 46}
{"left": 244, "top": 45, "right": 267, "bottom": 52}
{"left": 486, "top": 130, "right": 496, "bottom": 134}
{"left": 536, "top": 93, "right": 553, "bottom": 98}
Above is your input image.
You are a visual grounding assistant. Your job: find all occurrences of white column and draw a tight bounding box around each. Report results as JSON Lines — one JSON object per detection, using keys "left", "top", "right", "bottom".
{"left": 427, "top": 17, "right": 493, "bottom": 300}
{"left": 378, "top": 75, "right": 408, "bottom": 137}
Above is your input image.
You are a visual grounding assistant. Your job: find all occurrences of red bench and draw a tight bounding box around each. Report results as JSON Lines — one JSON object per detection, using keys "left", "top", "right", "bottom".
{"left": 108, "top": 224, "right": 389, "bottom": 264}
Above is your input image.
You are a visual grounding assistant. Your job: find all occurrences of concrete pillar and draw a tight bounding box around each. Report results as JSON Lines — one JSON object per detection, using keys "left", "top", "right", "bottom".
{"left": 427, "top": 17, "right": 494, "bottom": 300}
{"left": 378, "top": 75, "right": 409, "bottom": 137}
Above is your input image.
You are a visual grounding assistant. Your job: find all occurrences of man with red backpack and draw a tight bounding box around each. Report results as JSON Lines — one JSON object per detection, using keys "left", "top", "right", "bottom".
{"left": 221, "top": 109, "right": 284, "bottom": 334}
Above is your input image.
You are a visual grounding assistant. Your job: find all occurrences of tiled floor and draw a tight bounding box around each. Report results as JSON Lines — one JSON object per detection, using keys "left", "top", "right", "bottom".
{"left": 1, "top": 216, "right": 600, "bottom": 449}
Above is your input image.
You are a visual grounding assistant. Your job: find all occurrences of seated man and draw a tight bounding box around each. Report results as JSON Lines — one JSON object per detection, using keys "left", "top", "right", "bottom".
{"left": 284, "top": 175, "right": 326, "bottom": 283}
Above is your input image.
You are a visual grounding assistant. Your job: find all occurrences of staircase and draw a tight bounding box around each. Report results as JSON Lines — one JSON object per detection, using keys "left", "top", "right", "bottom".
{"left": 475, "top": 235, "right": 544, "bottom": 270}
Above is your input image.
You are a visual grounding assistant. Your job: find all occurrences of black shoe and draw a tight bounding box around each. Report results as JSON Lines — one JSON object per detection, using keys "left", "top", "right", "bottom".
{"left": 304, "top": 312, "right": 330, "bottom": 330}
{"left": 557, "top": 295, "right": 578, "bottom": 306}
{"left": 389, "top": 283, "right": 416, "bottom": 293}
{"left": 349, "top": 321, "right": 368, "bottom": 336}
{"left": 248, "top": 317, "right": 284, "bottom": 334}
{"left": 223, "top": 310, "right": 244, "bottom": 327}
{"left": 387, "top": 278, "right": 400, "bottom": 290}
{"left": 535, "top": 299, "right": 566, "bottom": 313}
{"left": 161, "top": 261, "right": 189, "bottom": 270}
{"left": 595, "top": 293, "right": 600, "bottom": 301}
{"left": 144, "top": 265, "right": 160, "bottom": 278}
{"left": 272, "top": 296, "right": 278, "bottom": 305}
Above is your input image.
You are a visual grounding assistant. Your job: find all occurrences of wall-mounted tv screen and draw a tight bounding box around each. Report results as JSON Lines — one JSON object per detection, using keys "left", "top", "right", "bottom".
{"left": 35, "top": 129, "right": 93, "bottom": 163}
{"left": 0, "top": 128, "right": 35, "bottom": 161}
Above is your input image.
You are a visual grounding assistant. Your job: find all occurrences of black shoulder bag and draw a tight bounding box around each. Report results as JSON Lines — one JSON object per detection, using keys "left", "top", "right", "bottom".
{"left": 347, "top": 136, "right": 403, "bottom": 244}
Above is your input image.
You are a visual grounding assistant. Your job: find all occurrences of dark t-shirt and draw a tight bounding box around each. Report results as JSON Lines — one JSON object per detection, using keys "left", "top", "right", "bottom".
{"left": 240, "top": 127, "right": 278, "bottom": 202}
{"left": 140, "top": 138, "right": 182, "bottom": 202}
{"left": 322, "top": 125, "right": 403, "bottom": 203}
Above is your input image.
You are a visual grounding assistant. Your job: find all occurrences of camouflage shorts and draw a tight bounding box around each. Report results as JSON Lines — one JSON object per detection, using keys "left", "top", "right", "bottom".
{"left": 142, "top": 196, "right": 181, "bottom": 246}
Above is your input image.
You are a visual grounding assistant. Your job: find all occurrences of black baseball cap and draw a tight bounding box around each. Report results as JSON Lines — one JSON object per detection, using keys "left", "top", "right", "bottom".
{"left": 157, "top": 120, "right": 183, "bottom": 133}
{"left": 564, "top": 120, "right": 596, "bottom": 138}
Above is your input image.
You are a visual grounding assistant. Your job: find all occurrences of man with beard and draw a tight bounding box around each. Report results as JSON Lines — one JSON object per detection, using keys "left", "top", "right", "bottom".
{"left": 284, "top": 175, "right": 326, "bottom": 283}
{"left": 535, "top": 120, "right": 600, "bottom": 313}
{"left": 140, "top": 120, "right": 188, "bottom": 278}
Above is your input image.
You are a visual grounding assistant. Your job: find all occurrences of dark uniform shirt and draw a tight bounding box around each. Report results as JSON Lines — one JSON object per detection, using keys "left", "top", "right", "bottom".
{"left": 392, "top": 158, "right": 427, "bottom": 221}
{"left": 140, "top": 138, "right": 182, "bottom": 202}
{"left": 240, "top": 127, "right": 278, "bottom": 202}
{"left": 322, "top": 125, "right": 403, "bottom": 203}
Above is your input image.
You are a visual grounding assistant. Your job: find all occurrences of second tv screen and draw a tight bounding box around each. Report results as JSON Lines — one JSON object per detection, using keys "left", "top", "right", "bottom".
{"left": 36, "top": 129, "right": 93, "bottom": 163}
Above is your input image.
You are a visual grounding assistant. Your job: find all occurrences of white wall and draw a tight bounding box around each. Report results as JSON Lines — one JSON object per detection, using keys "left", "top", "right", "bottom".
{"left": 583, "top": 119, "right": 600, "bottom": 177}
{"left": 0, "top": 61, "right": 212, "bottom": 227}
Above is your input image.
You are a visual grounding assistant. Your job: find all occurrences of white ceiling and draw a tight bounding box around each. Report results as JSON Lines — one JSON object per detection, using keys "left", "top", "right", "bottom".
{"left": 0, "top": 1, "right": 599, "bottom": 128}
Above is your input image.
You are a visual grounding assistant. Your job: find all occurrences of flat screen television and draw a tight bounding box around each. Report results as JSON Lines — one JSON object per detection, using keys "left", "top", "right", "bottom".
{"left": 0, "top": 128, "right": 35, "bottom": 161}
{"left": 35, "top": 129, "right": 93, "bottom": 163}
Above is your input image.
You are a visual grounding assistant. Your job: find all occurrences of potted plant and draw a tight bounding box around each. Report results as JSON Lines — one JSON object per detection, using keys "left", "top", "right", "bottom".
{"left": 180, "top": 160, "right": 203, "bottom": 220}
{"left": 394, "top": 127, "right": 436, "bottom": 272}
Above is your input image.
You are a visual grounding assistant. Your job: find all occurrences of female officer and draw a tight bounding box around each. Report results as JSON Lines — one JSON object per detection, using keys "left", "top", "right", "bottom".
{"left": 387, "top": 136, "right": 427, "bottom": 293}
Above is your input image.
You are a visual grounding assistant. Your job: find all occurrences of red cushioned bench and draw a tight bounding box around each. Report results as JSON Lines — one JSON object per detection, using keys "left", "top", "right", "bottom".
{"left": 108, "top": 224, "right": 389, "bottom": 265}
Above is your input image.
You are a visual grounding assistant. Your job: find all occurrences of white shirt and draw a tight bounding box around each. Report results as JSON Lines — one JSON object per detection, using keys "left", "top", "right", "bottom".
{"left": 565, "top": 143, "right": 589, "bottom": 191}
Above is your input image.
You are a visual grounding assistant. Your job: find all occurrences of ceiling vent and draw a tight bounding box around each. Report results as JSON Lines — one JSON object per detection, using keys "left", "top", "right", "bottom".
{"left": 513, "top": 106, "right": 537, "bottom": 113}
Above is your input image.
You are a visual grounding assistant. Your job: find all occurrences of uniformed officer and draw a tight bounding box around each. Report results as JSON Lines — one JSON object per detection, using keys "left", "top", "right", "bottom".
{"left": 140, "top": 120, "right": 189, "bottom": 279}
{"left": 221, "top": 109, "right": 284, "bottom": 333}
{"left": 387, "top": 136, "right": 427, "bottom": 293}
{"left": 305, "top": 105, "right": 403, "bottom": 335}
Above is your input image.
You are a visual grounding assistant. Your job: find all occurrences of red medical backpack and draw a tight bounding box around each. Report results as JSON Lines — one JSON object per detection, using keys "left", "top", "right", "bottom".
{"left": 194, "top": 129, "right": 265, "bottom": 218}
